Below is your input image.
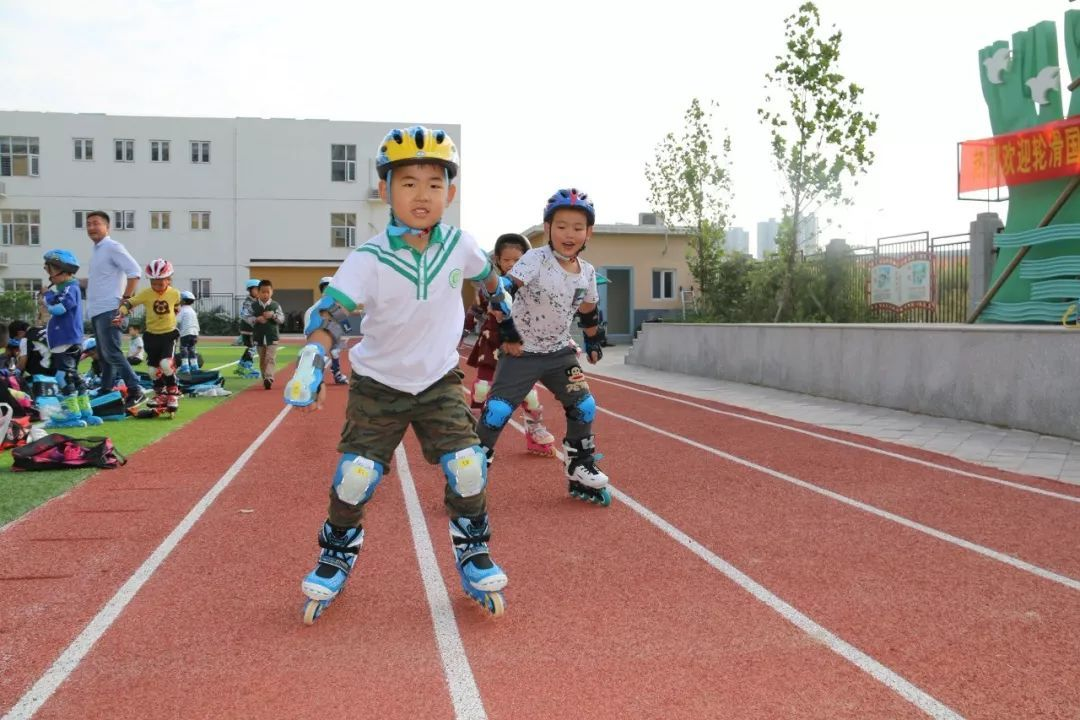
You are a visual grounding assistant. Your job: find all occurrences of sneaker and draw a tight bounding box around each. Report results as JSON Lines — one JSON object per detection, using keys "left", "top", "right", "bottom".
{"left": 124, "top": 388, "right": 147, "bottom": 409}
{"left": 263, "top": 377, "right": 273, "bottom": 390}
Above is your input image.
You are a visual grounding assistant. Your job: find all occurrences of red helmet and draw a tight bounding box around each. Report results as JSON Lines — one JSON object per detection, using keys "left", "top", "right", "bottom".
{"left": 145, "top": 258, "right": 174, "bottom": 279}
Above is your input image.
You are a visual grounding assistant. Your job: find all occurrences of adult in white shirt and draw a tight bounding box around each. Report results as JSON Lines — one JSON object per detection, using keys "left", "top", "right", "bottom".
{"left": 85, "top": 211, "right": 145, "bottom": 405}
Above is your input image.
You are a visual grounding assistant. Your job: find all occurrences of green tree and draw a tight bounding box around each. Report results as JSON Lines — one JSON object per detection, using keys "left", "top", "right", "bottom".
{"left": 645, "top": 98, "right": 734, "bottom": 311}
{"left": 758, "top": 2, "right": 877, "bottom": 321}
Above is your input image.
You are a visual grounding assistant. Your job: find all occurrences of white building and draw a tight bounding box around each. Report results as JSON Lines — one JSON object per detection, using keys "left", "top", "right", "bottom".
{"left": 726, "top": 226, "right": 749, "bottom": 255}
{"left": 756, "top": 218, "right": 779, "bottom": 259}
{"left": 0, "top": 111, "right": 462, "bottom": 325}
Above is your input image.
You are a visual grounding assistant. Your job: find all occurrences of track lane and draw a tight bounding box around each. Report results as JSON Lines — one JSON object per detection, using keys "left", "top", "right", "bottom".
{"left": 403, "top": 431, "right": 945, "bottom": 720}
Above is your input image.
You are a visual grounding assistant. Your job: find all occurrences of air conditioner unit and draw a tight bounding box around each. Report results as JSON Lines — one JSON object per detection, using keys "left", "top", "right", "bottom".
{"left": 366, "top": 187, "right": 382, "bottom": 202}
{"left": 639, "top": 212, "right": 659, "bottom": 226}
{"left": 0, "top": 181, "right": 6, "bottom": 198}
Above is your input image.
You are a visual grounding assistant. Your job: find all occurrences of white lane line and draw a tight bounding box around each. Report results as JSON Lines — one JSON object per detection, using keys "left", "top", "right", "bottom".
{"left": 3, "top": 405, "right": 294, "bottom": 720}
{"left": 503, "top": 418, "right": 964, "bottom": 720}
{"left": 597, "top": 406, "right": 1080, "bottom": 593}
{"left": 210, "top": 360, "right": 239, "bottom": 372}
{"left": 396, "top": 445, "right": 488, "bottom": 720}
{"left": 588, "top": 375, "right": 1080, "bottom": 504}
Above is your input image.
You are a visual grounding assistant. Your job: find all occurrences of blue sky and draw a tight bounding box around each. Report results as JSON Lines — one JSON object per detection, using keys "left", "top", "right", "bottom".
{"left": 0, "top": 0, "right": 1068, "bottom": 252}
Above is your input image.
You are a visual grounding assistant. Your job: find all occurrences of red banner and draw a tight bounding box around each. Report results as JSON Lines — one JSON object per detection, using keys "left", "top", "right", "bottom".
{"left": 958, "top": 115, "right": 1080, "bottom": 192}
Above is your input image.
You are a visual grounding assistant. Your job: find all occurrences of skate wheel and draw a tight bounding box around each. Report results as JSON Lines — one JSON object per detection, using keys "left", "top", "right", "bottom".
{"left": 595, "top": 487, "right": 612, "bottom": 507}
{"left": 484, "top": 591, "right": 506, "bottom": 617}
{"left": 302, "top": 599, "right": 323, "bottom": 625}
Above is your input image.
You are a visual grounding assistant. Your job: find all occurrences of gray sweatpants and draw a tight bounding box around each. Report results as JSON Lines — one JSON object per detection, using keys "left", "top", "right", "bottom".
{"left": 476, "top": 347, "right": 593, "bottom": 451}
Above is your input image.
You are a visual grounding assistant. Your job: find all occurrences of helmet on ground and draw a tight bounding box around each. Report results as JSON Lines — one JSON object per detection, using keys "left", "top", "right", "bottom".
{"left": 245, "top": 279, "right": 261, "bottom": 290}
{"left": 145, "top": 258, "right": 174, "bottom": 279}
{"left": 543, "top": 188, "right": 595, "bottom": 226}
{"left": 43, "top": 249, "right": 80, "bottom": 274}
{"left": 82, "top": 337, "right": 97, "bottom": 354}
{"left": 180, "top": 290, "right": 196, "bottom": 301}
{"left": 375, "top": 126, "right": 458, "bottom": 181}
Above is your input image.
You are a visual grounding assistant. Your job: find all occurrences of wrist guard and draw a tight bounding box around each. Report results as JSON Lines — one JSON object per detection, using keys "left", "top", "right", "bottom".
{"left": 498, "top": 318, "right": 522, "bottom": 344}
{"left": 584, "top": 326, "right": 607, "bottom": 360}
{"left": 577, "top": 307, "right": 600, "bottom": 329}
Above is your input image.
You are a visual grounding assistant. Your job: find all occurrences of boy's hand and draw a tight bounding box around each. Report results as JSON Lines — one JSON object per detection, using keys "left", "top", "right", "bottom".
{"left": 298, "top": 383, "right": 326, "bottom": 412}
{"left": 501, "top": 341, "right": 524, "bottom": 357}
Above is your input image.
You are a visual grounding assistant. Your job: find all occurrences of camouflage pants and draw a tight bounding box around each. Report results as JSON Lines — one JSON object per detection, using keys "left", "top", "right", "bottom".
{"left": 329, "top": 368, "right": 483, "bottom": 526}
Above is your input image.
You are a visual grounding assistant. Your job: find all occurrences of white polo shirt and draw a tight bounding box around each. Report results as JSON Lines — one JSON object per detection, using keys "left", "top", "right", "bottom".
{"left": 326, "top": 224, "right": 491, "bottom": 395}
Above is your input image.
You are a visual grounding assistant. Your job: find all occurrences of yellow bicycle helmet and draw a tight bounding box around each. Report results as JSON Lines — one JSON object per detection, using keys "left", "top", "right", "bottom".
{"left": 375, "top": 126, "right": 459, "bottom": 180}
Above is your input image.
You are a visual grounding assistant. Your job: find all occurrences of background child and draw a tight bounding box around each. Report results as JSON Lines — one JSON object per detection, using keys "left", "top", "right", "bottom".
{"left": 177, "top": 290, "right": 200, "bottom": 374}
{"left": 40, "top": 249, "right": 101, "bottom": 427}
{"left": 476, "top": 189, "right": 611, "bottom": 506}
{"left": 5, "top": 320, "right": 29, "bottom": 373}
{"left": 288, "top": 125, "right": 513, "bottom": 623}
{"left": 251, "top": 280, "right": 284, "bottom": 390}
{"left": 235, "top": 279, "right": 261, "bottom": 378}
{"left": 126, "top": 324, "right": 145, "bottom": 366}
{"left": 117, "top": 258, "right": 182, "bottom": 415}
{"left": 466, "top": 233, "right": 556, "bottom": 456}
{"left": 303, "top": 277, "right": 349, "bottom": 385}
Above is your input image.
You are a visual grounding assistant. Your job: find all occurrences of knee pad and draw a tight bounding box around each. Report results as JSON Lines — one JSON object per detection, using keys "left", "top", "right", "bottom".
{"left": 481, "top": 396, "right": 513, "bottom": 430}
{"left": 523, "top": 387, "right": 541, "bottom": 412}
{"left": 472, "top": 379, "right": 491, "bottom": 405}
{"left": 440, "top": 446, "right": 488, "bottom": 498}
{"left": 566, "top": 393, "right": 597, "bottom": 423}
{"left": 332, "top": 453, "right": 385, "bottom": 506}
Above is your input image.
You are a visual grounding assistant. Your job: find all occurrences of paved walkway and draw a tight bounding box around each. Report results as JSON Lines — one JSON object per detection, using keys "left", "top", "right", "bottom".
{"left": 587, "top": 344, "right": 1080, "bottom": 487}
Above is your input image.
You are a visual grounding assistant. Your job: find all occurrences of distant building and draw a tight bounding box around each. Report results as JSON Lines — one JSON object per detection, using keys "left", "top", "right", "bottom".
{"left": 726, "top": 226, "right": 749, "bottom": 255}
{"left": 756, "top": 218, "right": 779, "bottom": 259}
{"left": 797, "top": 212, "right": 819, "bottom": 252}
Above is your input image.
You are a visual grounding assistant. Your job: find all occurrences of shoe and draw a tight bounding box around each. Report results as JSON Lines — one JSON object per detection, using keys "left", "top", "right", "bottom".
{"left": 124, "top": 388, "right": 147, "bottom": 409}
{"left": 263, "top": 377, "right": 273, "bottom": 390}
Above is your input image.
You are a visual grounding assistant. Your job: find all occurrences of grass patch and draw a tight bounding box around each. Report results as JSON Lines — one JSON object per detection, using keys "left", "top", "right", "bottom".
{"left": 0, "top": 341, "right": 298, "bottom": 526}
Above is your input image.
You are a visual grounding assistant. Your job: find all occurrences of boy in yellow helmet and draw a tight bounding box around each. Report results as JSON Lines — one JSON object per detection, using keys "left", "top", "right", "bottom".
{"left": 286, "top": 126, "right": 515, "bottom": 623}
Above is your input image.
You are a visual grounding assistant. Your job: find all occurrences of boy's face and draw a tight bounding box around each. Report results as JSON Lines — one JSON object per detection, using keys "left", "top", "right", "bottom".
{"left": 495, "top": 246, "right": 524, "bottom": 275}
{"left": 128, "top": 326, "right": 139, "bottom": 336}
{"left": 379, "top": 163, "right": 456, "bottom": 231}
{"left": 150, "top": 278, "right": 171, "bottom": 293}
{"left": 545, "top": 209, "right": 593, "bottom": 258}
{"left": 44, "top": 263, "right": 71, "bottom": 284}
{"left": 257, "top": 286, "right": 273, "bottom": 303}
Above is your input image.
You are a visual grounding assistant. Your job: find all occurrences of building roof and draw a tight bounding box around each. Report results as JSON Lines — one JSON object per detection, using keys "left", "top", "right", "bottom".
{"left": 522, "top": 223, "right": 695, "bottom": 237}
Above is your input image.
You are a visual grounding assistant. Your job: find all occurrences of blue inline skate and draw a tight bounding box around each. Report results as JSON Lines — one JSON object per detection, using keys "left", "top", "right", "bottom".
{"left": 301, "top": 521, "right": 364, "bottom": 625}
{"left": 449, "top": 514, "right": 507, "bottom": 616}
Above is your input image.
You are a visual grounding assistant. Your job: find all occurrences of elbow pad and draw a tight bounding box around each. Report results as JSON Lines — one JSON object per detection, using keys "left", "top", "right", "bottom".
{"left": 47, "top": 304, "right": 66, "bottom": 317}
{"left": 304, "top": 295, "right": 349, "bottom": 343}
{"left": 577, "top": 307, "right": 600, "bottom": 329}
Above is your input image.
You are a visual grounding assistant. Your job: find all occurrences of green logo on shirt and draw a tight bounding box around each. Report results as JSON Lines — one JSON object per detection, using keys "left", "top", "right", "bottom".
{"left": 449, "top": 269, "right": 462, "bottom": 288}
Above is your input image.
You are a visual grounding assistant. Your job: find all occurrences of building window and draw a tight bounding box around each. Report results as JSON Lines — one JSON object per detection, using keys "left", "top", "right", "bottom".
{"left": 190, "top": 141, "right": 210, "bottom": 163}
{"left": 330, "top": 213, "right": 357, "bottom": 247}
{"left": 150, "top": 140, "right": 170, "bottom": 162}
{"left": 74, "top": 210, "right": 97, "bottom": 229}
{"left": 1, "top": 136, "right": 40, "bottom": 176}
{"left": 73, "top": 138, "right": 94, "bottom": 161}
{"left": 0, "top": 210, "right": 41, "bottom": 246}
{"left": 331, "top": 144, "right": 357, "bottom": 182}
{"left": 114, "top": 139, "right": 134, "bottom": 162}
{"left": 151, "top": 211, "right": 171, "bottom": 230}
{"left": 4, "top": 277, "right": 43, "bottom": 293}
{"left": 190, "top": 211, "right": 211, "bottom": 230}
{"left": 113, "top": 210, "right": 135, "bottom": 230}
{"left": 651, "top": 269, "right": 675, "bottom": 300}
{"left": 191, "top": 278, "right": 211, "bottom": 296}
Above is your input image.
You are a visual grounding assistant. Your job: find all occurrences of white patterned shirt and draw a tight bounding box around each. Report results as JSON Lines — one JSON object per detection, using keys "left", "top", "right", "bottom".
{"left": 508, "top": 246, "right": 598, "bottom": 354}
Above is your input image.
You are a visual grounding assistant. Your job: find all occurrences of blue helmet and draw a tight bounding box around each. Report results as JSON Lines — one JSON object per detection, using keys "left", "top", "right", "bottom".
{"left": 543, "top": 188, "right": 595, "bottom": 226}
{"left": 180, "top": 290, "right": 196, "bottom": 302}
{"left": 245, "top": 279, "right": 260, "bottom": 290}
{"left": 82, "top": 337, "right": 97, "bottom": 354}
{"left": 43, "top": 249, "right": 80, "bottom": 274}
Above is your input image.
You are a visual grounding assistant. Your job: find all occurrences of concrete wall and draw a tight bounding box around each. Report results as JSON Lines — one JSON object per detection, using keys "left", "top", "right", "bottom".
{"left": 626, "top": 322, "right": 1080, "bottom": 440}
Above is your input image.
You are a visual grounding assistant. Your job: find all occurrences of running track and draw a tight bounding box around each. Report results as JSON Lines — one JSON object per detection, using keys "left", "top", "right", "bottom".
{"left": 1, "top": 350, "right": 1079, "bottom": 719}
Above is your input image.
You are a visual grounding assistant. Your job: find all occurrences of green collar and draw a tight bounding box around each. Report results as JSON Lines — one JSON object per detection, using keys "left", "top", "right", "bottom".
{"left": 54, "top": 279, "right": 78, "bottom": 291}
{"left": 387, "top": 224, "right": 444, "bottom": 252}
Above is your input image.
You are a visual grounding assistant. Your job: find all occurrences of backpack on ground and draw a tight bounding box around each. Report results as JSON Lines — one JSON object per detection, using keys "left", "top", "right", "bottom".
{"left": 11, "top": 433, "right": 126, "bottom": 471}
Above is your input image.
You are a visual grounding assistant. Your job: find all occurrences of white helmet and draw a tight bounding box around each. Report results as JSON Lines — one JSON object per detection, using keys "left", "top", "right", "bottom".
{"left": 145, "top": 258, "right": 174, "bottom": 279}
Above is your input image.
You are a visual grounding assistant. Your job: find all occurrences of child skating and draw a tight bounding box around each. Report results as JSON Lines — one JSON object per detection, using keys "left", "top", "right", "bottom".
{"left": 234, "top": 279, "right": 261, "bottom": 379}
{"left": 476, "top": 188, "right": 611, "bottom": 505}
{"left": 251, "top": 280, "right": 284, "bottom": 390}
{"left": 177, "top": 290, "right": 200, "bottom": 374}
{"left": 285, "top": 125, "right": 514, "bottom": 623}
{"left": 116, "top": 258, "right": 182, "bottom": 417}
{"left": 302, "top": 277, "right": 350, "bottom": 385}
{"left": 466, "top": 233, "right": 556, "bottom": 456}
{"left": 38, "top": 249, "right": 102, "bottom": 427}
